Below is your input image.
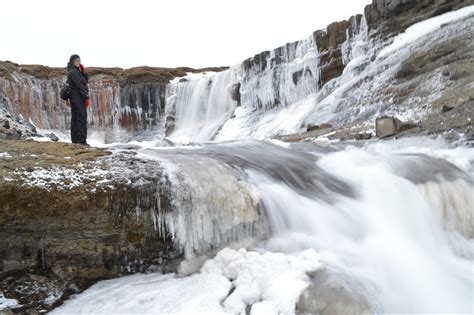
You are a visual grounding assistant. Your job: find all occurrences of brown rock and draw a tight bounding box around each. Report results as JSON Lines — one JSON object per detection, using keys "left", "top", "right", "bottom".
{"left": 376, "top": 117, "right": 417, "bottom": 138}
{"left": 0, "top": 140, "right": 175, "bottom": 313}
{"left": 319, "top": 123, "right": 333, "bottom": 129}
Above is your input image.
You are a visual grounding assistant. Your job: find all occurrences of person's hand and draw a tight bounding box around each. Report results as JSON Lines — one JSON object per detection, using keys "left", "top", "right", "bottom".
{"left": 66, "top": 99, "right": 71, "bottom": 106}
{"left": 85, "top": 98, "right": 91, "bottom": 108}
{"left": 79, "top": 64, "right": 86, "bottom": 74}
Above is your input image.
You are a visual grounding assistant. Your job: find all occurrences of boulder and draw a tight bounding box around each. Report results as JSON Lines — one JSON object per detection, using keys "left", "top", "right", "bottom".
{"left": 307, "top": 123, "right": 333, "bottom": 132}
{"left": 442, "top": 104, "right": 455, "bottom": 113}
{"left": 228, "top": 82, "right": 241, "bottom": 105}
{"left": 376, "top": 116, "right": 416, "bottom": 138}
{"left": 297, "top": 270, "right": 375, "bottom": 314}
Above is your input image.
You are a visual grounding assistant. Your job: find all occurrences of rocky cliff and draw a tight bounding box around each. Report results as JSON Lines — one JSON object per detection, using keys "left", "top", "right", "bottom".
{"left": 0, "top": 140, "right": 181, "bottom": 312}
{"left": 0, "top": 62, "right": 227, "bottom": 138}
{"left": 240, "top": 0, "right": 470, "bottom": 110}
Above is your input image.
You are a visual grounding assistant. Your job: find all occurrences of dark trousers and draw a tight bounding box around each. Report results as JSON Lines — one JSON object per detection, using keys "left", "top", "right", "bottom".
{"left": 70, "top": 98, "right": 87, "bottom": 144}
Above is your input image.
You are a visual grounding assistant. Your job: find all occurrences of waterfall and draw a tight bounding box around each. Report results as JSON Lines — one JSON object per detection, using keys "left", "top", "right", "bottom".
{"left": 163, "top": 35, "right": 322, "bottom": 142}
{"left": 165, "top": 70, "right": 238, "bottom": 142}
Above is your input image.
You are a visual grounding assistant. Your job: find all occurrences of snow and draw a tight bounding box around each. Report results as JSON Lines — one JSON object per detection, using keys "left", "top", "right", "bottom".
{"left": 203, "top": 248, "right": 322, "bottom": 314}
{"left": 53, "top": 248, "right": 322, "bottom": 315}
{"left": 216, "top": 95, "right": 315, "bottom": 140}
{"left": 52, "top": 273, "right": 229, "bottom": 315}
{"left": 12, "top": 165, "right": 109, "bottom": 190}
{"left": 0, "top": 152, "right": 12, "bottom": 158}
{"left": 0, "top": 292, "right": 19, "bottom": 311}
{"left": 378, "top": 5, "right": 474, "bottom": 58}
{"left": 169, "top": 71, "right": 217, "bottom": 84}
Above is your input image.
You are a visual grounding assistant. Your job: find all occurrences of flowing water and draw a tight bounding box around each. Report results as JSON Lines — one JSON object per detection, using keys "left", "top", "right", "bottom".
{"left": 44, "top": 6, "right": 474, "bottom": 314}
{"left": 52, "top": 137, "right": 474, "bottom": 314}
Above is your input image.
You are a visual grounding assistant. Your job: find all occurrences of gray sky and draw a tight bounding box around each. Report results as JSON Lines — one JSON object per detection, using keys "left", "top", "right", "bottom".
{"left": 0, "top": 0, "right": 369, "bottom": 69}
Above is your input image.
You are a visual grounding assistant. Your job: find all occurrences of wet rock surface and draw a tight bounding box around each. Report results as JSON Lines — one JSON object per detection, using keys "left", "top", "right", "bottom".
{"left": 297, "top": 269, "right": 376, "bottom": 315}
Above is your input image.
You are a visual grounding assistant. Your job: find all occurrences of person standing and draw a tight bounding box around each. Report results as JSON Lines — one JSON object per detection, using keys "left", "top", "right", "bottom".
{"left": 67, "top": 54, "right": 90, "bottom": 145}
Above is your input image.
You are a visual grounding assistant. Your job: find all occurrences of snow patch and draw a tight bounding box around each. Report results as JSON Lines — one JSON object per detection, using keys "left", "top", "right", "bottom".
{"left": 53, "top": 248, "right": 322, "bottom": 315}
{"left": 378, "top": 5, "right": 474, "bottom": 58}
{"left": 12, "top": 165, "right": 109, "bottom": 190}
{"left": 0, "top": 152, "right": 12, "bottom": 158}
{"left": 0, "top": 292, "right": 20, "bottom": 311}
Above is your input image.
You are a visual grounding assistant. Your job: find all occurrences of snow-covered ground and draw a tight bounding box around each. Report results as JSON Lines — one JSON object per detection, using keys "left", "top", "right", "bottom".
{"left": 0, "top": 292, "right": 19, "bottom": 311}
{"left": 52, "top": 249, "right": 322, "bottom": 315}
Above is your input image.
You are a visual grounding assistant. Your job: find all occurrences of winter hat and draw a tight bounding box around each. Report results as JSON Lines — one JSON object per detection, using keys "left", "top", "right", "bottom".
{"left": 69, "top": 54, "right": 80, "bottom": 63}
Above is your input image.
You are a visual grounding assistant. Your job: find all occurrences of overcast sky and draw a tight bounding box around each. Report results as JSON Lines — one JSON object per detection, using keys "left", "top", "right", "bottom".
{"left": 0, "top": 0, "right": 369, "bottom": 69}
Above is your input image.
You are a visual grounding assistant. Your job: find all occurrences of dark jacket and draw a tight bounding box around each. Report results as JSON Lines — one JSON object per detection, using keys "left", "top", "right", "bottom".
{"left": 66, "top": 62, "right": 89, "bottom": 144}
{"left": 67, "top": 63, "right": 89, "bottom": 101}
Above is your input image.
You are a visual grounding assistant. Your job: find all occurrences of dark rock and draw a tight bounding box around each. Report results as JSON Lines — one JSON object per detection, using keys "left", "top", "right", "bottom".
{"left": 376, "top": 116, "right": 402, "bottom": 138}
{"left": 364, "top": 0, "right": 468, "bottom": 37}
{"left": 292, "top": 70, "right": 304, "bottom": 85}
{"left": 5, "top": 130, "right": 22, "bottom": 140}
{"left": 0, "top": 272, "right": 67, "bottom": 312}
{"left": 355, "top": 132, "right": 373, "bottom": 140}
{"left": 228, "top": 82, "right": 241, "bottom": 105}
{"left": 118, "top": 83, "right": 167, "bottom": 130}
{"left": 376, "top": 117, "right": 417, "bottom": 138}
{"left": 45, "top": 133, "right": 60, "bottom": 142}
{"left": 398, "top": 121, "right": 417, "bottom": 132}
{"left": 442, "top": 104, "right": 455, "bottom": 113}
{"left": 165, "top": 115, "right": 176, "bottom": 136}
{"left": 297, "top": 269, "right": 376, "bottom": 314}
{"left": 319, "top": 123, "right": 333, "bottom": 129}
{"left": 306, "top": 123, "right": 332, "bottom": 132}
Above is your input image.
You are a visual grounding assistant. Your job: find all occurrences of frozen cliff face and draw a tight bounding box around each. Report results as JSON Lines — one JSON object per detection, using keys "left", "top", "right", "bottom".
{"left": 302, "top": 5, "right": 474, "bottom": 127}
{"left": 240, "top": 36, "right": 320, "bottom": 111}
{"left": 216, "top": 4, "right": 474, "bottom": 140}
{"left": 0, "top": 72, "right": 70, "bottom": 130}
{"left": 0, "top": 72, "right": 166, "bottom": 133}
{"left": 0, "top": 63, "right": 227, "bottom": 141}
